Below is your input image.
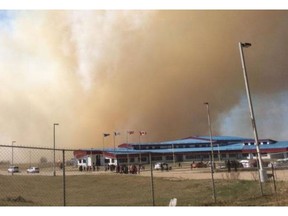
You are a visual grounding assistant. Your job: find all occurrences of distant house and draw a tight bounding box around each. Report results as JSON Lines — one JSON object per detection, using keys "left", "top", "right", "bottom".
{"left": 73, "top": 136, "right": 288, "bottom": 167}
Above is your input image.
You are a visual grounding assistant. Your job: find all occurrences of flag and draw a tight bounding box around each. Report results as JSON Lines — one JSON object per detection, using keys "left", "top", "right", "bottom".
{"left": 103, "top": 133, "right": 110, "bottom": 137}
{"left": 127, "top": 131, "right": 134, "bottom": 135}
{"left": 139, "top": 131, "right": 147, "bottom": 136}
{"left": 114, "top": 132, "right": 120, "bottom": 136}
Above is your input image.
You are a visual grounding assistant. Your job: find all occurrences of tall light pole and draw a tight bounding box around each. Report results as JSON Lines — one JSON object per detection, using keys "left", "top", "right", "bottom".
{"left": 11, "top": 141, "right": 16, "bottom": 166}
{"left": 204, "top": 102, "right": 216, "bottom": 203}
{"left": 53, "top": 123, "right": 59, "bottom": 176}
{"left": 238, "top": 42, "right": 267, "bottom": 183}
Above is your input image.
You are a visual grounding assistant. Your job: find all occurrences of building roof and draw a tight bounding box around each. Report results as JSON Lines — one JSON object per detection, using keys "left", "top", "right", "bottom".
{"left": 74, "top": 136, "right": 288, "bottom": 158}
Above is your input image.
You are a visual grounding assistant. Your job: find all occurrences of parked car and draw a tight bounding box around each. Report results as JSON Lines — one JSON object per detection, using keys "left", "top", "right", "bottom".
{"left": 191, "top": 162, "right": 207, "bottom": 168}
{"left": 216, "top": 162, "right": 226, "bottom": 169}
{"left": 8, "top": 166, "right": 19, "bottom": 173}
{"left": 239, "top": 160, "right": 251, "bottom": 168}
{"left": 268, "top": 158, "right": 288, "bottom": 168}
{"left": 154, "top": 162, "right": 168, "bottom": 170}
{"left": 27, "top": 167, "right": 40, "bottom": 173}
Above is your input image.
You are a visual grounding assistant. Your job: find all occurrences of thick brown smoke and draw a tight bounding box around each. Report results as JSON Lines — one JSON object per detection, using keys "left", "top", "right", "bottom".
{"left": 1, "top": 10, "right": 288, "bottom": 149}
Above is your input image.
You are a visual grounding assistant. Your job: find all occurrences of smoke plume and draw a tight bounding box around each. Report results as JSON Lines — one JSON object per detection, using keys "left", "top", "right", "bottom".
{"left": 0, "top": 10, "right": 288, "bottom": 149}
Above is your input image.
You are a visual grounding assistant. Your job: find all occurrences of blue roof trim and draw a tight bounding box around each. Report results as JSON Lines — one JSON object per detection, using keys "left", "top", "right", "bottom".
{"left": 77, "top": 136, "right": 288, "bottom": 156}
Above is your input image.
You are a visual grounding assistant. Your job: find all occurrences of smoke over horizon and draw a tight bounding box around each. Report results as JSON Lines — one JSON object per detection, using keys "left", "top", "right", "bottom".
{"left": 0, "top": 10, "right": 288, "bottom": 149}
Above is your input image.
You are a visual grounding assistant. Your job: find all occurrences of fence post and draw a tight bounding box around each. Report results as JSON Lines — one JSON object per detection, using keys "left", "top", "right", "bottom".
{"left": 149, "top": 153, "right": 155, "bottom": 206}
{"left": 271, "top": 164, "right": 277, "bottom": 193}
{"left": 62, "top": 149, "right": 66, "bottom": 206}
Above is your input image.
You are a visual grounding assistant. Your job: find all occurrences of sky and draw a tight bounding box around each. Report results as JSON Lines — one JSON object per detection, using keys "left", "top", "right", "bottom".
{"left": 1, "top": 8, "right": 288, "bottom": 150}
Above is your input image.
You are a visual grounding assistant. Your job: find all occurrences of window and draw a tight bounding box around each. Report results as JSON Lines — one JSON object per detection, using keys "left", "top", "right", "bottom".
{"left": 185, "top": 155, "right": 194, "bottom": 159}
{"left": 129, "top": 158, "right": 135, "bottom": 163}
{"left": 166, "top": 156, "right": 173, "bottom": 160}
{"left": 203, "top": 155, "right": 209, "bottom": 159}
{"left": 141, "top": 157, "right": 147, "bottom": 162}
{"left": 119, "top": 158, "right": 127, "bottom": 163}
{"left": 152, "top": 156, "right": 162, "bottom": 161}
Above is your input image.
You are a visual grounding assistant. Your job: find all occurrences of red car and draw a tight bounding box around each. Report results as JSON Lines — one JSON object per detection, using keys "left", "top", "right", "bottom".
{"left": 191, "top": 162, "right": 207, "bottom": 168}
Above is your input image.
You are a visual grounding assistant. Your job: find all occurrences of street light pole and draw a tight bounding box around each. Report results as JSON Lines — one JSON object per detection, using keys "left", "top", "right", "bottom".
{"left": 53, "top": 123, "right": 59, "bottom": 177}
{"left": 204, "top": 102, "right": 216, "bottom": 203}
{"left": 238, "top": 42, "right": 267, "bottom": 183}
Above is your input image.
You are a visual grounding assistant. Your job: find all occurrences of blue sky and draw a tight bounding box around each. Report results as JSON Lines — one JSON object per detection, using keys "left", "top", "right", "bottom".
{"left": 0, "top": 10, "right": 13, "bottom": 20}
{"left": 0, "top": 10, "right": 15, "bottom": 30}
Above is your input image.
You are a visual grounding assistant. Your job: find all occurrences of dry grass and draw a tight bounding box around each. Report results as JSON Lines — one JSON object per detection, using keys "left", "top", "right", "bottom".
{"left": 1, "top": 171, "right": 288, "bottom": 206}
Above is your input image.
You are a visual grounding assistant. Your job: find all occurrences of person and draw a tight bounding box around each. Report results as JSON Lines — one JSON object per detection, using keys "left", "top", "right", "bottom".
{"left": 234, "top": 160, "right": 238, "bottom": 172}
{"left": 191, "top": 161, "right": 194, "bottom": 170}
{"left": 227, "top": 160, "right": 231, "bottom": 172}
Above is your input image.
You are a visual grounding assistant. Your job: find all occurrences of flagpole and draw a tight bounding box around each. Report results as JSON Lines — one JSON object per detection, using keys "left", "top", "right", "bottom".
{"left": 103, "top": 134, "right": 104, "bottom": 151}
{"left": 102, "top": 133, "right": 110, "bottom": 167}
{"left": 127, "top": 131, "right": 129, "bottom": 166}
{"left": 139, "top": 132, "right": 142, "bottom": 166}
{"left": 114, "top": 132, "right": 115, "bottom": 152}
{"left": 126, "top": 131, "right": 134, "bottom": 167}
{"left": 102, "top": 134, "right": 104, "bottom": 167}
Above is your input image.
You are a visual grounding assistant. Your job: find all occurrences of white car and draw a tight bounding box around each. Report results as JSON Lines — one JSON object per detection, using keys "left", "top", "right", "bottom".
{"left": 27, "top": 167, "right": 40, "bottom": 173}
{"left": 8, "top": 166, "right": 19, "bottom": 173}
{"left": 154, "top": 162, "right": 168, "bottom": 170}
{"left": 239, "top": 160, "right": 251, "bottom": 168}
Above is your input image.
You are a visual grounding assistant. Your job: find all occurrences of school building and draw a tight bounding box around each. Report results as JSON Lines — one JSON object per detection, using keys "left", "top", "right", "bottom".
{"left": 73, "top": 136, "right": 288, "bottom": 168}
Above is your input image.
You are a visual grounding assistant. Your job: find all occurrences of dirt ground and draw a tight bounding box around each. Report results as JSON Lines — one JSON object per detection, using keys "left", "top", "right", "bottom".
{"left": 139, "top": 167, "right": 288, "bottom": 181}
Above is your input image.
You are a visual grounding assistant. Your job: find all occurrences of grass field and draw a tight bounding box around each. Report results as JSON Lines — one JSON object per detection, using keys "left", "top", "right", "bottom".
{"left": 1, "top": 171, "right": 288, "bottom": 206}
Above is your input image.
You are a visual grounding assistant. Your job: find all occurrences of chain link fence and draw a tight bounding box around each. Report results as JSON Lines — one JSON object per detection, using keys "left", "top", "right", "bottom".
{"left": 0, "top": 145, "right": 156, "bottom": 206}
{"left": 1, "top": 144, "right": 288, "bottom": 206}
